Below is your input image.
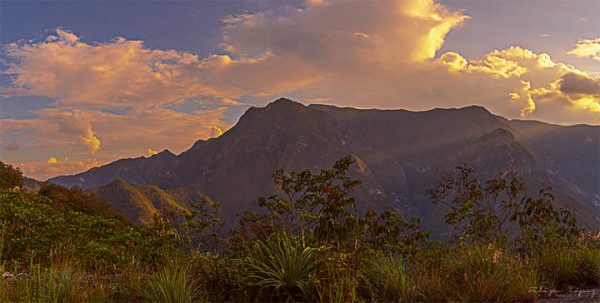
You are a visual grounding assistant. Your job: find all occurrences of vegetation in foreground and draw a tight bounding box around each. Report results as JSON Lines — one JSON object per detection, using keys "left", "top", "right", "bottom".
{"left": 1, "top": 159, "right": 599, "bottom": 302}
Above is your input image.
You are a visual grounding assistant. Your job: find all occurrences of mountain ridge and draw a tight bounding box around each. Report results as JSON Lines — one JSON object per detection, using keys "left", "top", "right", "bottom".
{"left": 48, "top": 98, "right": 600, "bottom": 232}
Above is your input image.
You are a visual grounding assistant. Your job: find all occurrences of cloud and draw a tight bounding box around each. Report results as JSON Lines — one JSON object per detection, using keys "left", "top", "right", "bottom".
{"left": 14, "top": 157, "right": 100, "bottom": 180}
{"left": 35, "top": 109, "right": 101, "bottom": 153}
{"left": 1, "top": 29, "right": 238, "bottom": 108}
{"left": 209, "top": 126, "right": 223, "bottom": 138}
{"left": 214, "top": 0, "right": 598, "bottom": 123}
{"left": 568, "top": 38, "right": 600, "bottom": 61}
{"left": 2, "top": 0, "right": 600, "bottom": 179}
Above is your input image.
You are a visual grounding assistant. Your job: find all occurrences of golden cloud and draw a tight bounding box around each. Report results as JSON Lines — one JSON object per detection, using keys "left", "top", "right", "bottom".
{"left": 1, "top": 29, "right": 237, "bottom": 109}
{"left": 568, "top": 38, "right": 600, "bottom": 61}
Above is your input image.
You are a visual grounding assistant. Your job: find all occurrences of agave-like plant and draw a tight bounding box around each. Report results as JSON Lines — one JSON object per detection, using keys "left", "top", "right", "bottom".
{"left": 244, "top": 232, "right": 319, "bottom": 300}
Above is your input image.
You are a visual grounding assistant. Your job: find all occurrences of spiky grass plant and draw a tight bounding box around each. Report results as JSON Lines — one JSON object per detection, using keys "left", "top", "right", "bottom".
{"left": 244, "top": 231, "right": 319, "bottom": 301}
{"left": 140, "top": 259, "right": 201, "bottom": 303}
{"left": 361, "top": 253, "right": 415, "bottom": 301}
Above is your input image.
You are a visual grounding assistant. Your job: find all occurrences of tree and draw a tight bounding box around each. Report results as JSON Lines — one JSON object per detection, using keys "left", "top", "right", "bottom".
{"left": 241, "top": 156, "right": 428, "bottom": 254}
{"left": 183, "top": 195, "right": 223, "bottom": 250}
{"left": 251, "top": 156, "right": 361, "bottom": 249}
{"left": 0, "top": 162, "right": 23, "bottom": 191}
{"left": 428, "top": 165, "right": 581, "bottom": 247}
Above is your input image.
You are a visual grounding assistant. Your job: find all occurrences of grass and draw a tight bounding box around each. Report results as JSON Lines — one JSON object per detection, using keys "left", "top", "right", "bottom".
{"left": 3, "top": 244, "right": 599, "bottom": 302}
{"left": 0, "top": 264, "right": 105, "bottom": 303}
{"left": 535, "top": 246, "right": 600, "bottom": 291}
{"left": 411, "top": 244, "right": 539, "bottom": 302}
{"left": 140, "top": 259, "right": 201, "bottom": 303}
{"left": 361, "top": 253, "right": 415, "bottom": 301}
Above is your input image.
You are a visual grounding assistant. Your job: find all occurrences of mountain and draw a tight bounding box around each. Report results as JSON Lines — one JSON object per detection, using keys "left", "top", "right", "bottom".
{"left": 49, "top": 98, "right": 600, "bottom": 233}
{"left": 91, "top": 178, "right": 188, "bottom": 224}
{"left": 19, "top": 179, "right": 133, "bottom": 224}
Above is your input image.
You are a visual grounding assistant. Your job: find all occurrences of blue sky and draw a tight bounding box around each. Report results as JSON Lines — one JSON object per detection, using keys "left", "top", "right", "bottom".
{"left": 1, "top": 0, "right": 598, "bottom": 179}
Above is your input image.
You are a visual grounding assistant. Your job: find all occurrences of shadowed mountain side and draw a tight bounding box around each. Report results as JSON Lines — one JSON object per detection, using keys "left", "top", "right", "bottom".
{"left": 49, "top": 98, "right": 600, "bottom": 232}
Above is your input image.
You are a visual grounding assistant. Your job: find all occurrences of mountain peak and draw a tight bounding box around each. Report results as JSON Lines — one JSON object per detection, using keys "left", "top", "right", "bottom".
{"left": 266, "top": 98, "right": 305, "bottom": 109}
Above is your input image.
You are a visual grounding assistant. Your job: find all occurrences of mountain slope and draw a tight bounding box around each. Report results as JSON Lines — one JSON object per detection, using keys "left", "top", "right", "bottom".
{"left": 91, "top": 178, "right": 188, "bottom": 224}
{"left": 49, "top": 98, "right": 600, "bottom": 231}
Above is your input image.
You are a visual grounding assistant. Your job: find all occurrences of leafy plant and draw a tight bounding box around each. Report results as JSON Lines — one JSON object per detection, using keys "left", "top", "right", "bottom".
{"left": 243, "top": 231, "right": 319, "bottom": 301}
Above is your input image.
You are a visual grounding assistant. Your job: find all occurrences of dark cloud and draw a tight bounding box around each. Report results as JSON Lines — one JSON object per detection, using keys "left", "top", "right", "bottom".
{"left": 560, "top": 73, "right": 600, "bottom": 96}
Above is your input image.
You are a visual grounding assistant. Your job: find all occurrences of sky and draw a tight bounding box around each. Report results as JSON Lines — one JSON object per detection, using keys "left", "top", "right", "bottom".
{"left": 0, "top": 0, "right": 599, "bottom": 180}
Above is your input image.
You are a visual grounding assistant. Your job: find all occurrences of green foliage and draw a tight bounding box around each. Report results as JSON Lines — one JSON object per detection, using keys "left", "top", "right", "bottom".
{"left": 140, "top": 259, "right": 201, "bottom": 303}
{"left": 37, "top": 182, "right": 130, "bottom": 224}
{"left": 0, "top": 190, "right": 179, "bottom": 271}
{"left": 0, "top": 161, "right": 23, "bottom": 191}
{"left": 243, "top": 231, "right": 320, "bottom": 301}
{"left": 1, "top": 158, "right": 599, "bottom": 302}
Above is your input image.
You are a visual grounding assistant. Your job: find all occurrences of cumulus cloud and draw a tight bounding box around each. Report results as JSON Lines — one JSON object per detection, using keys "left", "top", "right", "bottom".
{"left": 568, "top": 38, "right": 600, "bottom": 61}
{"left": 35, "top": 109, "right": 101, "bottom": 153}
{"left": 1, "top": 0, "right": 600, "bottom": 179}
{"left": 212, "top": 0, "right": 598, "bottom": 123}
{"left": 1, "top": 29, "right": 237, "bottom": 108}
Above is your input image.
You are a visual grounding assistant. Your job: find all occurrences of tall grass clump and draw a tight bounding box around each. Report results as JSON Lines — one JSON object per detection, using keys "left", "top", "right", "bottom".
{"left": 140, "top": 259, "right": 201, "bottom": 303}
{"left": 243, "top": 231, "right": 319, "bottom": 301}
{"left": 535, "top": 246, "right": 600, "bottom": 291}
{"left": 0, "top": 263, "right": 108, "bottom": 303}
{"left": 413, "top": 243, "right": 539, "bottom": 302}
{"left": 361, "top": 252, "right": 415, "bottom": 301}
